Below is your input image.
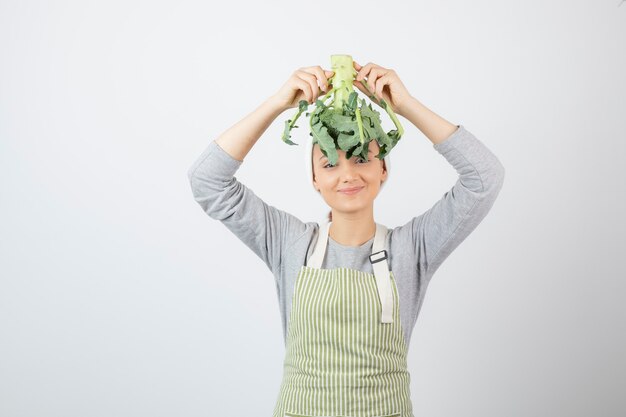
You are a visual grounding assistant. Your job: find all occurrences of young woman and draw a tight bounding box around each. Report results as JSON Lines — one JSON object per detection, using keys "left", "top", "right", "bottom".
{"left": 187, "top": 61, "right": 505, "bottom": 417}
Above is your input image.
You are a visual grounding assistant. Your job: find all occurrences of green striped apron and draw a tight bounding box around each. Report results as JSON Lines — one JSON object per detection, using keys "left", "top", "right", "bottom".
{"left": 272, "top": 220, "right": 413, "bottom": 417}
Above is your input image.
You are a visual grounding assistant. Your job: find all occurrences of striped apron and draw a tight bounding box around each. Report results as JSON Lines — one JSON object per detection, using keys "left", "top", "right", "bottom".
{"left": 272, "top": 220, "right": 414, "bottom": 417}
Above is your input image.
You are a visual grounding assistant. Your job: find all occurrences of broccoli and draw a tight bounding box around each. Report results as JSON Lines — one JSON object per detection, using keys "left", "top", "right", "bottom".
{"left": 281, "top": 54, "right": 404, "bottom": 165}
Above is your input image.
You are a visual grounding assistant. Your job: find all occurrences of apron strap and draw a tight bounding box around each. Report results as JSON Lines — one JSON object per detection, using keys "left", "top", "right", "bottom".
{"left": 371, "top": 223, "right": 394, "bottom": 323}
{"left": 308, "top": 219, "right": 394, "bottom": 323}
{"left": 307, "top": 218, "right": 331, "bottom": 269}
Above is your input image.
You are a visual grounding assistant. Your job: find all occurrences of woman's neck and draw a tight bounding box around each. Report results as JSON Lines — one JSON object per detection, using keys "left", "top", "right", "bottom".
{"left": 328, "top": 215, "right": 376, "bottom": 247}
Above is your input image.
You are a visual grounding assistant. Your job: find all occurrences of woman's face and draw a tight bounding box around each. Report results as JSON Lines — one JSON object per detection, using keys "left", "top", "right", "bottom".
{"left": 312, "top": 140, "right": 388, "bottom": 216}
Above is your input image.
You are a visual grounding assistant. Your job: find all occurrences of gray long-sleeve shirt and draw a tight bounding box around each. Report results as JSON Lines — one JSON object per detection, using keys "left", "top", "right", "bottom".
{"left": 187, "top": 124, "right": 505, "bottom": 348}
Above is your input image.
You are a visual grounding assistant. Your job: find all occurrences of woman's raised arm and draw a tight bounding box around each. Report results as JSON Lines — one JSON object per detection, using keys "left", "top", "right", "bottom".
{"left": 186, "top": 66, "right": 334, "bottom": 277}
{"left": 214, "top": 65, "right": 334, "bottom": 162}
{"left": 352, "top": 60, "right": 505, "bottom": 278}
{"left": 213, "top": 97, "right": 285, "bottom": 163}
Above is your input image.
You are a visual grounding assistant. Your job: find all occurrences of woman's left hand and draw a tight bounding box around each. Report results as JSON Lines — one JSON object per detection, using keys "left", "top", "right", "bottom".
{"left": 352, "top": 61, "right": 413, "bottom": 116}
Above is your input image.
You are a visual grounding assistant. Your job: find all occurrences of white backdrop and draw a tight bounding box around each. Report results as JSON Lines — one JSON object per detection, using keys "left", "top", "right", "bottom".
{"left": 2, "top": 0, "right": 625, "bottom": 416}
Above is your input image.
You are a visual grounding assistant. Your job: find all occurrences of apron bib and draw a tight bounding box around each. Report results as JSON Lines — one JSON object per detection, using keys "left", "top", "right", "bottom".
{"left": 272, "top": 220, "right": 414, "bottom": 417}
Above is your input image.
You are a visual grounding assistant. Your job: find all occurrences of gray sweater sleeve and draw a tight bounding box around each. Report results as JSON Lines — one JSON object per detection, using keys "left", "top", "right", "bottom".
{"left": 187, "top": 124, "right": 505, "bottom": 282}
{"left": 186, "top": 140, "right": 307, "bottom": 277}
{"left": 405, "top": 125, "right": 505, "bottom": 277}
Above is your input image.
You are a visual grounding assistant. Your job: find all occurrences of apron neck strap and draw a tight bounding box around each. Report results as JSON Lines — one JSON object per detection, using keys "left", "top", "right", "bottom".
{"left": 308, "top": 220, "right": 389, "bottom": 268}
{"left": 306, "top": 219, "right": 394, "bottom": 323}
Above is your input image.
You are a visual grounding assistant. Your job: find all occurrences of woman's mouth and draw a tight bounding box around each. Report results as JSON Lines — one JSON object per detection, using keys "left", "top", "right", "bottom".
{"left": 339, "top": 186, "right": 364, "bottom": 195}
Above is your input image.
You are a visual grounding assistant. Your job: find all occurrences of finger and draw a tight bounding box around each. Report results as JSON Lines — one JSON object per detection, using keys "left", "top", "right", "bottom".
{"left": 352, "top": 79, "right": 365, "bottom": 95}
{"left": 375, "top": 74, "right": 391, "bottom": 100}
{"left": 309, "top": 66, "right": 332, "bottom": 97}
{"left": 298, "top": 70, "right": 320, "bottom": 102}
{"left": 355, "top": 62, "right": 372, "bottom": 82}
{"left": 324, "top": 70, "right": 334, "bottom": 90}
{"left": 367, "top": 69, "right": 384, "bottom": 92}
{"left": 356, "top": 62, "right": 374, "bottom": 81}
{"left": 353, "top": 61, "right": 362, "bottom": 71}
{"left": 311, "top": 65, "right": 333, "bottom": 90}
{"left": 305, "top": 66, "right": 331, "bottom": 94}
{"left": 306, "top": 66, "right": 326, "bottom": 92}
{"left": 294, "top": 76, "right": 313, "bottom": 103}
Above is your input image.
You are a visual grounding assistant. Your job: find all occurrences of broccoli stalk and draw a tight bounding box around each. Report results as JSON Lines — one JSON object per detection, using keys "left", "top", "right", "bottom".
{"left": 281, "top": 54, "right": 404, "bottom": 166}
{"left": 330, "top": 54, "right": 356, "bottom": 114}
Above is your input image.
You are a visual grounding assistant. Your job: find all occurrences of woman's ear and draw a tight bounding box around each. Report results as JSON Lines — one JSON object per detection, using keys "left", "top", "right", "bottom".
{"left": 312, "top": 174, "right": 320, "bottom": 192}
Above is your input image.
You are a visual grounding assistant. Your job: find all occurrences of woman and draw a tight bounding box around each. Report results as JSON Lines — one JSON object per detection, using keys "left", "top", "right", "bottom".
{"left": 187, "top": 61, "right": 505, "bottom": 417}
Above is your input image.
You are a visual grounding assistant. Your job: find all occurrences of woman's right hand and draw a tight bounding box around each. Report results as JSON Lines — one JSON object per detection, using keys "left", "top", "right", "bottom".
{"left": 271, "top": 66, "right": 334, "bottom": 110}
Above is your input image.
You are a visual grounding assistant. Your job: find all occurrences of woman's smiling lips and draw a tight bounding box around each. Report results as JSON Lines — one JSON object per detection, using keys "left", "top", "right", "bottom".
{"left": 338, "top": 186, "right": 364, "bottom": 195}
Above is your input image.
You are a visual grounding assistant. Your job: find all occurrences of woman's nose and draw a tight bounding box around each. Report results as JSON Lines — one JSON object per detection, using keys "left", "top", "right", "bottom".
{"left": 338, "top": 161, "right": 358, "bottom": 179}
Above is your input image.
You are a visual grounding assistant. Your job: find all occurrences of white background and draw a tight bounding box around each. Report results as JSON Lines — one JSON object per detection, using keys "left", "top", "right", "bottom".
{"left": 1, "top": 0, "right": 625, "bottom": 416}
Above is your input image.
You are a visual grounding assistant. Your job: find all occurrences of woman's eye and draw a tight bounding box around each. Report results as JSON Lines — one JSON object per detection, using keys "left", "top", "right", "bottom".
{"left": 323, "top": 158, "right": 367, "bottom": 168}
